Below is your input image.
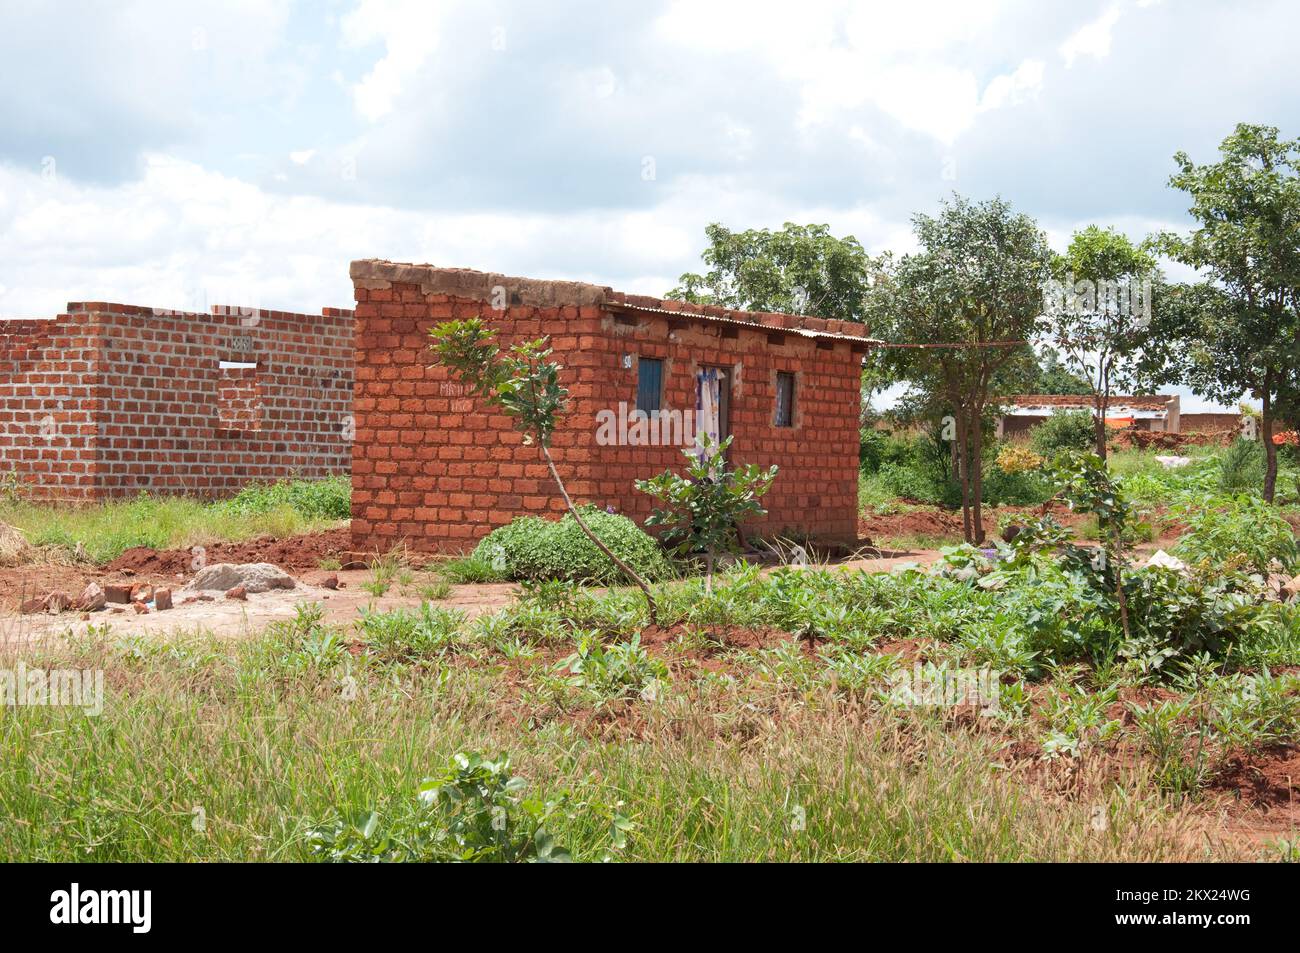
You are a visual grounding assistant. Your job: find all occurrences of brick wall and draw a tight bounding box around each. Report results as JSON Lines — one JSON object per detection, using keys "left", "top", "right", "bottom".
{"left": 1180, "top": 412, "right": 1241, "bottom": 434}
{"left": 0, "top": 302, "right": 354, "bottom": 500}
{"left": 0, "top": 312, "right": 101, "bottom": 499}
{"left": 350, "top": 260, "right": 867, "bottom": 555}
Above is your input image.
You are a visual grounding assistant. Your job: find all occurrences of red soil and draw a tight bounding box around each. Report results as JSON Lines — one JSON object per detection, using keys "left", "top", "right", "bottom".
{"left": 106, "top": 528, "right": 352, "bottom": 574}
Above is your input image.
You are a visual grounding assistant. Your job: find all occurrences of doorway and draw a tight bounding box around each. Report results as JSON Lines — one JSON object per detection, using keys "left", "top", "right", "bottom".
{"left": 696, "top": 365, "right": 731, "bottom": 455}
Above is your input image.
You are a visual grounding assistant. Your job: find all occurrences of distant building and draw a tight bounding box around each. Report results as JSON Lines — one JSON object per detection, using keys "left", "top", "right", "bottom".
{"left": 997, "top": 394, "right": 1181, "bottom": 439}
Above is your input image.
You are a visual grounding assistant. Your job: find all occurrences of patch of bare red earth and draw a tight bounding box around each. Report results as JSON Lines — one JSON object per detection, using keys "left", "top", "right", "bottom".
{"left": 106, "top": 527, "right": 352, "bottom": 574}
{"left": 1, "top": 529, "right": 352, "bottom": 612}
{"left": 1210, "top": 745, "right": 1300, "bottom": 843}
{"left": 857, "top": 502, "right": 1090, "bottom": 545}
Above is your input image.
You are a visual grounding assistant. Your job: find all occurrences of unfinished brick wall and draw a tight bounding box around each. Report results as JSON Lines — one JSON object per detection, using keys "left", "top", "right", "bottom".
{"left": 0, "top": 302, "right": 354, "bottom": 500}
{"left": 0, "top": 313, "right": 101, "bottom": 498}
{"left": 350, "top": 260, "right": 868, "bottom": 554}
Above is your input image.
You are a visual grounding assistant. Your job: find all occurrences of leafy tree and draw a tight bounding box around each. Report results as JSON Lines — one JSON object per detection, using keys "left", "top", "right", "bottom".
{"left": 1156, "top": 123, "right": 1300, "bottom": 502}
{"left": 1033, "top": 347, "right": 1094, "bottom": 395}
{"left": 1041, "top": 225, "right": 1161, "bottom": 460}
{"left": 668, "top": 222, "right": 874, "bottom": 323}
{"left": 869, "top": 194, "right": 1054, "bottom": 543}
{"left": 635, "top": 435, "right": 777, "bottom": 592}
{"left": 429, "top": 319, "right": 660, "bottom": 622}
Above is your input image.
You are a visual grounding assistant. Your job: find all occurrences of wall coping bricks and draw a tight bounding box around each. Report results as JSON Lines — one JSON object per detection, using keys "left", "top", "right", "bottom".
{"left": 350, "top": 259, "right": 872, "bottom": 340}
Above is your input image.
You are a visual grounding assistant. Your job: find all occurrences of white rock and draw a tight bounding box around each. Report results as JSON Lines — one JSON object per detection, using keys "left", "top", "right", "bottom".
{"left": 1142, "top": 550, "right": 1187, "bottom": 573}
{"left": 185, "top": 562, "right": 296, "bottom": 593}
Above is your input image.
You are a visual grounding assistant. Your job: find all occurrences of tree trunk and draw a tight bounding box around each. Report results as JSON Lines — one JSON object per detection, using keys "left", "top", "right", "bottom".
{"left": 1094, "top": 391, "right": 1109, "bottom": 461}
{"left": 952, "top": 403, "right": 973, "bottom": 543}
{"left": 540, "top": 443, "right": 659, "bottom": 622}
{"left": 969, "top": 412, "right": 986, "bottom": 544}
{"left": 1262, "top": 384, "right": 1278, "bottom": 504}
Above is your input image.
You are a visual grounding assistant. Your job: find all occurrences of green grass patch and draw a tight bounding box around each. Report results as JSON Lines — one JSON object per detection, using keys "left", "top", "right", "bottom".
{"left": 0, "top": 476, "right": 351, "bottom": 564}
{"left": 0, "top": 624, "right": 1232, "bottom": 862}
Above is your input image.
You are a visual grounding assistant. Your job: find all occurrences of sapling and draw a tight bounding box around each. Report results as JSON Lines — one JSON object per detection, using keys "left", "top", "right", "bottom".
{"left": 1047, "top": 450, "right": 1134, "bottom": 638}
{"left": 428, "top": 319, "right": 660, "bottom": 622}
{"left": 635, "top": 434, "right": 777, "bottom": 592}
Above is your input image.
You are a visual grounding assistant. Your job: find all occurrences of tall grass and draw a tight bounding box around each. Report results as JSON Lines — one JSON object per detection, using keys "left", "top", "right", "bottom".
{"left": 0, "top": 626, "right": 1243, "bottom": 862}
{"left": 0, "top": 476, "right": 350, "bottom": 564}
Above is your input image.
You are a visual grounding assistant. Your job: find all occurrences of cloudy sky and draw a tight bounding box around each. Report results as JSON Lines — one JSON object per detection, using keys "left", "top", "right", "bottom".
{"left": 2, "top": 0, "right": 1297, "bottom": 409}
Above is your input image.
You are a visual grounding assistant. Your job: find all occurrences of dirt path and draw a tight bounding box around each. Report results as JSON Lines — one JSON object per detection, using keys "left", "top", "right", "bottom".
{"left": 1, "top": 569, "right": 520, "bottom": 646}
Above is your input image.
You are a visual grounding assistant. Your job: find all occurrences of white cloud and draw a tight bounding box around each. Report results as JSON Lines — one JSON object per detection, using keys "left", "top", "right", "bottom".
{"left": 1060, "top": 4, "right": 1123, "bottom": 68}
{"left": 289, "top": 150, "right": 317, "bottom": 165}
{"left": 341, "top": 0, "right": 450, "bottom": 121}
{"left": 655, "top": 0, "right": 1046, "bottom": 145}
{"left": 980, "top": 59, "right": 1046, "bottom": 112}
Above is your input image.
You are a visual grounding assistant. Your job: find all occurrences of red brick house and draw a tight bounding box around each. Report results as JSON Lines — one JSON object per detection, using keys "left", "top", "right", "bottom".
{"left": 350, "top": 260, "right": 870, "bottom": 554}
{"left": 0, "top": 302, "right": 353, "bottom": 500}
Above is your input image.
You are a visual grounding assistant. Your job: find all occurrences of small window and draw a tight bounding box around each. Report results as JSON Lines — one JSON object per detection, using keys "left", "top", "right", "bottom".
{"left": 637, "top": 357, "right": 663, "bottom": 413}
{"left": 774, "top": 372, "right": 795, "bottom": 427}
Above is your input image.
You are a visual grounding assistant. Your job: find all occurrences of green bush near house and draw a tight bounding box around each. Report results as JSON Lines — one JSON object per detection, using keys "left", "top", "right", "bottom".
{"left": 473, "top": 507, "right": 673, "bottom": 584}
{"left": 1030, "top": 409, "right": 1096, "bottom": 456}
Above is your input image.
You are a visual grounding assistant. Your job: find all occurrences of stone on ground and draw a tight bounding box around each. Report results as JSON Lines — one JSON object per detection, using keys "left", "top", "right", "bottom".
{"left": 186, "top": 563, "right": 296, "bottom": 593}
{"left": 76, "top": 582, "right": 106, "bottom": 612}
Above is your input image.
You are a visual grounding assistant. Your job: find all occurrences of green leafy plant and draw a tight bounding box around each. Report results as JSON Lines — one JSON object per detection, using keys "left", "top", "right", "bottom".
{"left": 636, "top": 434, "right": 777, "bottom": 591}
{"left": 355, "top": 603, "right": 466, "bottom": 662}
{"left": 1217, "top": 438, "right": 1266, "bottom": 494}
{"left": 1171, "top": 493, "right": 1300, "bottom": 577}
{"left": 474, "top": 508, "right": 672, "bottom": 586}
{"left": 1030, "top": 409, "right": 1096, "bottom": 457}
{"left": 1129, "top": 698, "right": 1212, "bottom": 797}
{"left": 556, "top": 632, "right": 668, "bottom": 706}
{"left": 1048, "top": 450, "right": 1136, "bottom": 637}
{"left": 308, "top": 753, "right": 571, "bottom": 863}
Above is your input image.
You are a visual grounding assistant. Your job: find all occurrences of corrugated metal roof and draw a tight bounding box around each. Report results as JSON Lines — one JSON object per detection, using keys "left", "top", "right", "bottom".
{"left": 605, "top": 301, "right": 880, "bottom": 344}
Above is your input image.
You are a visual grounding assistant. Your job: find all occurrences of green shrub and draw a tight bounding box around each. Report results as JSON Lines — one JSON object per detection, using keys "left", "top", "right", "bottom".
{"left": 1171, "top": 493, "right": 1300, "bottom": 576}
{"left": 474, "top": 507, "right": 673, "bottom": 584}
{"left": 1217, "top": 439, "right": 1265, "bottom": 494}
{"left": 1030, "top": 409, "right": 1095, "bottom": 456}
{"left": 876, "top": 461, "right": 959, "bottom": 507}
{"left": 220, "top": 475, "right": 352, "bottom": 520}
{"left": 308, "top": 753, "right": 572, "bottom": 863}
{"left": 982, "top": 465, "right": 1052, "bottom": 506}
{"left": 859, "top": 430, "right": 912, "bottom": 473}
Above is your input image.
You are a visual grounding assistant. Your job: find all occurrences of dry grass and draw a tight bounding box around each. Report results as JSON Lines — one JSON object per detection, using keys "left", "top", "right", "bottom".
{"left": 0, "top": 521, "right": 31, "bottom": 567}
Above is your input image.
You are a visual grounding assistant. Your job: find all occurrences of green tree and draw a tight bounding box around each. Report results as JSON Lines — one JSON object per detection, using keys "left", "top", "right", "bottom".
{"left": 635, "top": 435, "right": 777, "bottom": 592}
{"left": 869, "top": 194, "right": 1054, "bottom": 544}
{"left": 429, "top": 320, "right": 659, "bottom": 621}
{"left": 1034, "top": 347, "right": 1094, "bottom": 396}
{"left": 1042, "top": 226, "right": 1162, "bottom": 460}
{"left": 669, "top": 222, "right": 874, "bottom": 323}
{"left": 1156, "top": 123, "right": 1300, "bottom": 502}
